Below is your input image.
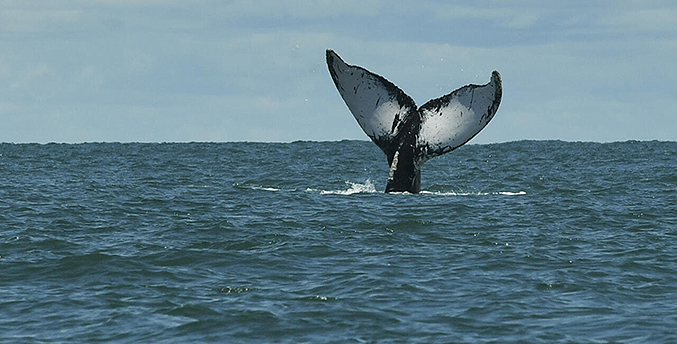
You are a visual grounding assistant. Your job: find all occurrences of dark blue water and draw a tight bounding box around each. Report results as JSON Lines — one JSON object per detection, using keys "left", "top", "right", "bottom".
{"left": 1, "top": 140, "right": 676, "bottom": 343}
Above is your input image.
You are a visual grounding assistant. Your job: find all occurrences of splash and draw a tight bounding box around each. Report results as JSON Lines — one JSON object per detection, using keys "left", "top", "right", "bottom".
{"left": 315, "top": 179, "right": 378, "bottom": 195}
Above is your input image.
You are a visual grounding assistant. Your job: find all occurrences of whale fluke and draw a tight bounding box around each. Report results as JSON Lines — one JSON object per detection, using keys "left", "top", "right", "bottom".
{"left": 326, "top": 49, "right": 502, "bottom": 193}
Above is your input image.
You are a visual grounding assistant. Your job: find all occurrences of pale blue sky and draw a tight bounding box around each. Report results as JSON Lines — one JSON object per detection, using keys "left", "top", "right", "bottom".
{"left": 1, "top": 0, "right": 675, "bottom": 143}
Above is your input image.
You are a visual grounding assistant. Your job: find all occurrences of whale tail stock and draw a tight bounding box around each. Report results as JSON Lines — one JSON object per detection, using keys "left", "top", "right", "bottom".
{"left": 326, "top": 49, "right": 502, "bottom": 193}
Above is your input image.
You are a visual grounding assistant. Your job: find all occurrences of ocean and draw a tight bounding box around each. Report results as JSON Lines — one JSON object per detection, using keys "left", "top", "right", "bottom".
{"left": 1, "top": 140, "right": 676, "bottom": 343}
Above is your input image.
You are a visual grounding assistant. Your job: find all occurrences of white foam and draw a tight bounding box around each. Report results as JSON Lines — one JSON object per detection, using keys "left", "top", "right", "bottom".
{"left": 238, "top": 181, "right": 525, "bottom": 197}
{"left": 495, "top": 191, "right": 527, "bottom": 196}
{"left": 252, "top": 186, "right": 281, "bottom": 192}
{"left": 420, "top": 190, "right": 526, "bottom": 196}
{"left": 234, "top": 183, "right": 281, "bottom": 192}
{"left": 318, "top": 179, "right": 378, "bottom": 195}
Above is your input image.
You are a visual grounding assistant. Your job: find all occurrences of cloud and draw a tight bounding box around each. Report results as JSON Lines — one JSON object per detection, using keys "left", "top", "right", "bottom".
{"left": 422, "top": 3, "right": 542, "bottom": 29}
{"left": 0, "top": 8, "right": 82, "bottom": 33}
{"left": 10, "top": 64, "right": 49, "bottom": 89}
{"left": 217, "top": 0, "right": 385, "bottom": 19}
{"left": 598, "top": 7, "right": 677, "bottom": 34}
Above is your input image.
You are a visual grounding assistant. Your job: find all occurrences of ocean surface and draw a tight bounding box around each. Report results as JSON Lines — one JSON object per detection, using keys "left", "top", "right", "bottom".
{"left": 1, "top": 140, "right": 676, "bottom": 343}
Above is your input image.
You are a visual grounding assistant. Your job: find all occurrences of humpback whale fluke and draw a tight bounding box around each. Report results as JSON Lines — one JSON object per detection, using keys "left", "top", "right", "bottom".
{"left": 326, "top": 49, "right": 502, "bottom": 193}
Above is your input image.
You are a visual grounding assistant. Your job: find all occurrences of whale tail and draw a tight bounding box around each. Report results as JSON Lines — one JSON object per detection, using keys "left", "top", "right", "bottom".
{"left": 326, "top": 49, "right": 502, "bottom": 193}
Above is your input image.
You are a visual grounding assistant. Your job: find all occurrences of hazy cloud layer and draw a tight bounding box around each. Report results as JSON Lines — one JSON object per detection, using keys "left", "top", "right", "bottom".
{"left": 1, "top": 0, "right": 675, "bottom": 142}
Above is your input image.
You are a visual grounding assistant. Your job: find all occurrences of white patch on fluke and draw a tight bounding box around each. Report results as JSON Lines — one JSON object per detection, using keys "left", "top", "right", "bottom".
{"left": 417, "top": 71, "right": 502, "bottom": 161}
{"left": 388, "top": 150, "right": 400, "bottom": 181}
{"left": 326, "top": 50, "right": 415, "bottom": 149}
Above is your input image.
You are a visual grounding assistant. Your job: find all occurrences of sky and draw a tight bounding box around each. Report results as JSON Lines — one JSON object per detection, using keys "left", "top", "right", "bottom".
{"left": 1, "top": 0, "right": 676, "bottom": 143}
